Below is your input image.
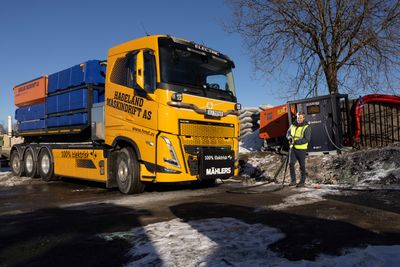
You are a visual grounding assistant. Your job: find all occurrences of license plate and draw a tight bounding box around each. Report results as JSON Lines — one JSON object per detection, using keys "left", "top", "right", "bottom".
{"left": 200, "top": 149, "right": 234, "bottom": 179}
{"left": 205, "top": 109, "right": 224, "bottom": 117}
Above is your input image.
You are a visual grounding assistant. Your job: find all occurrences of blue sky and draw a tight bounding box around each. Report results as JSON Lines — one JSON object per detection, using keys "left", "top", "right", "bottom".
{"left": 0, "top": 0, "right": 286, "bottom": 126}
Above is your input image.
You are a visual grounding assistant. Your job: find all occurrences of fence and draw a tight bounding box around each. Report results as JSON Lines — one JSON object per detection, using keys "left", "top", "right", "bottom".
{"left": 341, "top": 99, "right": 400, "bottom": 148}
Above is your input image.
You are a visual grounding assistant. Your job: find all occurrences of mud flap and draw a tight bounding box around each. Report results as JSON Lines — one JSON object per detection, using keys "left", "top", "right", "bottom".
{"left": 106, "top": 150, "right": 118, "bottom": 188}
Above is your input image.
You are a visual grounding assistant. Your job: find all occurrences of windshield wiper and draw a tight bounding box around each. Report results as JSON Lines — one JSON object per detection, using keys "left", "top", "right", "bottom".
{"left": 202, "top": 84, "right": 235, "bottom": 101}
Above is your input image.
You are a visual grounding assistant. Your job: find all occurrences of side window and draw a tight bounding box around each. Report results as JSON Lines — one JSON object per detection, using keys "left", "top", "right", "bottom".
{"left": 110, "top": 57, "right": 127, "bottom": 86}
{"left": 126, "top": 54, "right": 136, "bottom": 88}
{"left": 144, "top": 51, "right": 156, "bottom": 93}
{"left": 110, "top": 52, "right": 137, "bottom": 88}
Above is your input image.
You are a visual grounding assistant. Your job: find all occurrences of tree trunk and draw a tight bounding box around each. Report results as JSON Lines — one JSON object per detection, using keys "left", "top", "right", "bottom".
{"left": 325, "top": 64, "right": 339, "bottom": 94}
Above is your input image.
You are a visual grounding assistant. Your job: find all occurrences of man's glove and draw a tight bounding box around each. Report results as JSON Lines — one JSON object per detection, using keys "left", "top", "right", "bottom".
{"left": 288, "top": 137, "right": 293, "bottom": 145}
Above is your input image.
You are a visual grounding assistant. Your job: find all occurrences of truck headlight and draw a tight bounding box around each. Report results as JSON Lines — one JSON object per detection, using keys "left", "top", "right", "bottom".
{"left": 235, "top": 103, "right": 242, "bottom": 111}
{"left": 161, "top": 136, "right": 180, "bottom": 168}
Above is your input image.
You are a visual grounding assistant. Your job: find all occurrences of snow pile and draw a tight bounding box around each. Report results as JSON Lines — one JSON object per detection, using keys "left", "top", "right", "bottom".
{"left": 0, "top": 171, "right": 31, "bottom": 187}
{"left": 329, "top": 146, "right": 400, "bottom": 186}
{"left": 99, "top": 217, "right": 400, "bottom": 266}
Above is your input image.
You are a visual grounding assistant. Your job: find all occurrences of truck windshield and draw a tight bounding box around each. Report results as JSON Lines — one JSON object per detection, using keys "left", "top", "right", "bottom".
{"left": 159, "top": 38, "right": 236, "bottom": 102}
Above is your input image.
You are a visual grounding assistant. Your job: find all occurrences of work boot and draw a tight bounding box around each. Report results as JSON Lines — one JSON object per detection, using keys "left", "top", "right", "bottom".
{"left": 289, "top": 181, "right": 296, "bottom": 186}
{"left": 296, "top": 183, "right": 305, "bottom": 188}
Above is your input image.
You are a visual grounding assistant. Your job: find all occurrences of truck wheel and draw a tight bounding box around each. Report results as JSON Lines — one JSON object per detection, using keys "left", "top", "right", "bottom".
{"left": 38, "top": 149, "right": 54, "bottom": 181}
{"left": 24, "top": 148, "right": 37, "bottom": 178}
{"left": 10, "top": 150, "right": 24, "bottom": 177}
{"left": 116, "top": 147, "right": 145, "bottom": 194}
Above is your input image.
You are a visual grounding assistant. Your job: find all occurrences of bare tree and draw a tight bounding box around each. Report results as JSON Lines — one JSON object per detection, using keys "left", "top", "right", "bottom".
{"left": 0, "top": 123, "right": 6, "bottom": 134}
{"left": 227, "top": 0, "right": 400, "bottom": 97}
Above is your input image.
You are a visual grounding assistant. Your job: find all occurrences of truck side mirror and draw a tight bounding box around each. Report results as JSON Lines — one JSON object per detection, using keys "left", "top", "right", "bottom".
{"left": 136, "top": 50, "right": 145, "bottom": 89}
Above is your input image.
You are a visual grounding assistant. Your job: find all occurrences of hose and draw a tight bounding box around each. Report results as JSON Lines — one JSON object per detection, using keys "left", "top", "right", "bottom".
{"left": 226, "top": 154, "right": 288, "bottom": 194}
{"left": 323, "top": 123, "right": 351, "bottom": 152}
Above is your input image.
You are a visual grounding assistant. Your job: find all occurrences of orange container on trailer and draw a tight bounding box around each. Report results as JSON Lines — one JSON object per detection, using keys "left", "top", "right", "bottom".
{"left": 14, "top": 76, "right": 47, "bottom": 107}
{"left": 259, "top": 104, "right": 294, "bottom": 140}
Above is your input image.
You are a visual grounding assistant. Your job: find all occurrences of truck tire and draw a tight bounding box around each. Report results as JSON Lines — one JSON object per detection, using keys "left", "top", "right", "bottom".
{"left": 116, "top": 147, "right": 145, "bottom": 194}
{"left": 10, "top": 150, "right": 24, "bottom": 177}
{"left": 38, "top": 148, "right": 55, "bottom": 181}
{"left": 23, "top": 148, "right": 37, "bottom": 178}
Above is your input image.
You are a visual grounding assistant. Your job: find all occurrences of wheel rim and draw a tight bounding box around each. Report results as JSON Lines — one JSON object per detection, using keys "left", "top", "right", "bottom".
{"left": 118, "top": 160, "right": 129, "bottom": 183}
{"left": 12, "top": 155, "right": 20, "bottom": 173}
{"left": 26, "top": 153, "right": 33, "bottom": 173}
{"left": 41, "top": 154, "right": 50, "bottom": 174}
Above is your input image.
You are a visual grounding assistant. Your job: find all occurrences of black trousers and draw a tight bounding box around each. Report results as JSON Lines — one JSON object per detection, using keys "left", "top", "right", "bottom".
{"left": 289, "top": 148, "right": 306, "bottom": 184}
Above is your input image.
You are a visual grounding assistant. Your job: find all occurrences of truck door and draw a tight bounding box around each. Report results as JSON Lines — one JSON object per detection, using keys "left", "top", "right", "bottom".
{"left": 105, "top": 49, "right": 158, "bottom": 166}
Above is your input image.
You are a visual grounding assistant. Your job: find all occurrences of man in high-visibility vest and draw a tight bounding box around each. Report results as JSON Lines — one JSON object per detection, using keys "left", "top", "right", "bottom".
{"left": 286, "top": 111, "right": 311, "bottom": 187}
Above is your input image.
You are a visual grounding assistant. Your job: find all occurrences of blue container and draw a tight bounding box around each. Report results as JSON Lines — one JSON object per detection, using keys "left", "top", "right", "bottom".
{"left": 47, "top": 60, "right": 105, "bottom": 93}
{"left": 46, "top": 88, "right": 88, "bottom": 114}
{"left": 70, "top": 112, "right": 88, "bottom": 126}
{"left": 47, "top": 117, "right": 59, "bottom": 128}
{"left": 70, "top": 64, "right": 84, "bottom": 87}
{"left": 48, "top": 73, "right": 59, "bottom": 93}
{"left": 36, "top": 119, "right": 46, "bottom": 129}
{"left": 58, "top": 68, "right": 71, "bottom": 91}
{"left": 57, "top": 92, "right": 70, "bottom": 113}
{"left": 35, "top": 103, "right": 46, "bottom": 119}
{"left": 92, "top": 89, "right": 105, "bottom": 103}
{"left": 46, "top": 92, "right": 69, "bottom": 114}
{"left": 93, "top": 89, "right": 99, "bottom": 103}
{"left": 99, "top": 93, "right": 105, "bottom": 102}
{"left": 58, "top": 115, "right": 70, "bottom": 127}
{"left": 15, "top": 103, "right": 46, "bottom": 121}
{"left": 82, "top": 60, "right": 106, "bottom": 85}
{"left": 15, "top": 108, "right": 24, "bottom": 122}
{"left": 19, "top": 119, "right": 45, "bottom": 131}
{"left": 47, "top": 112, "right": 88, "bottom": 128}
{"left": 46, "top": 95, "right": 58, "bottom": 114}
{"left": 70, "top": 88, "right": 88, "bottom": 110}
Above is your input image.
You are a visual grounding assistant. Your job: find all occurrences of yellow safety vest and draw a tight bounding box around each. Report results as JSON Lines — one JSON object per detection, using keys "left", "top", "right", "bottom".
{"left": 290, "top": 124, "right": 309, "bottom": 150}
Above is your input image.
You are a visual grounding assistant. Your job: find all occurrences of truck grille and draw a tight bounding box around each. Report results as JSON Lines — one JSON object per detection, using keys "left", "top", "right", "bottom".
{"left": 179, "top": 120, "right": 235, "bottom": 137}
{"left": 181, "top": 136, "right": 233, "bottom": 146}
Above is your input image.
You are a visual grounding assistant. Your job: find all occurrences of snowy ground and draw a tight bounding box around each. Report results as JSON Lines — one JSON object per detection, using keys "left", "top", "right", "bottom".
{"left": 256, "top": 185, "right": 352, "bottom": 211}
{"left": 99, "top": 217, "right": 400, "bottom": 267}
{"left": 0, "top": 171, "right": 31, "bottom": 187}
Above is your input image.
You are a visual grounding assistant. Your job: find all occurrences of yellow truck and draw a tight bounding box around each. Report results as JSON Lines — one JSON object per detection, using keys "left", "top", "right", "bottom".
{"left": 10, "top": 35, "right": 240, "bottom": 193}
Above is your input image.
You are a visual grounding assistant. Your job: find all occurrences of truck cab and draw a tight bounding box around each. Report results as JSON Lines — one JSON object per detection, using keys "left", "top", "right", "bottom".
{"left": 104, "top": 35, "right": 239, "bottom": 192}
